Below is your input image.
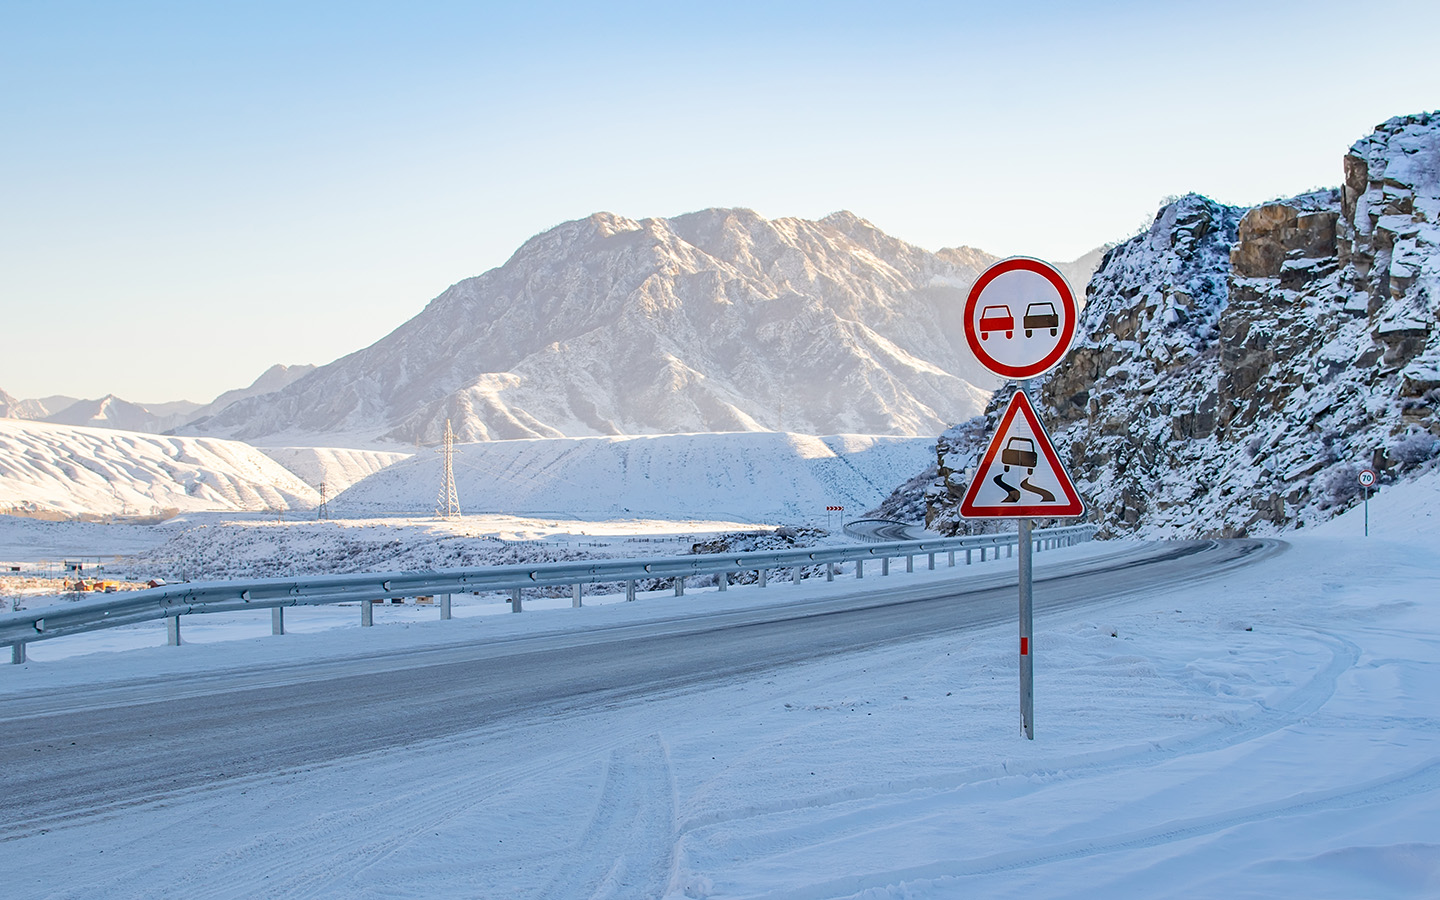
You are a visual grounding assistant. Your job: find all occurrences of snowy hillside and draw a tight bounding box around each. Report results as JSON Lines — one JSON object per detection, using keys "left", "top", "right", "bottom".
{"left": 928, "top": 112, "right": 1440, "bottom": 537}
{"left": 335, "top": 431, "right": 934, "bottom": 523}
{"left": 0, "top": 420, "right": 319, "bottom": 516}
{"left": 190, "top": 209, "right": 1024, "bottom": 447}
{"left": 259, "top": 446, "right": 410, "bottom": 494}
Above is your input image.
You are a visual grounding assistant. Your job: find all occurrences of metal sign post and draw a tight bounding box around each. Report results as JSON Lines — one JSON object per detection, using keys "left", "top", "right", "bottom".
{"left": 960, "top": 258, "right": 1084, "bottom": 741}
{"left": 1017, "top": 516, "right": 1034, "bottom": 739}
{"left": 1359, "top": 469, "right": 1376, "bottom": 536}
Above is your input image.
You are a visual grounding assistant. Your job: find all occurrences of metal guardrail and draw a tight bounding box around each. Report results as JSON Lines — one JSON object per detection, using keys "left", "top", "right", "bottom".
{"left": 3, "top": 525, "right": 1097, "bottom": 662}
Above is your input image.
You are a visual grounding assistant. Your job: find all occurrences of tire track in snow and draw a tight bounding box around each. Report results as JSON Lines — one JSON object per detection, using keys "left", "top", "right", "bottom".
{"left": 678, "top": 542, "right": 1316, "bottom": 839}
{"left": 674, "top": 627, "right": 1364, "bottom": 893}
{"left": 537, "top": 733, "right": 677, "bottom": 900}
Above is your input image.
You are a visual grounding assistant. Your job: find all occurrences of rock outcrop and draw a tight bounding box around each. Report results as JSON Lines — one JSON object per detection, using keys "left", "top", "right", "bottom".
{"left": 927, "top": 112, "right": 1440, "bottom": 537}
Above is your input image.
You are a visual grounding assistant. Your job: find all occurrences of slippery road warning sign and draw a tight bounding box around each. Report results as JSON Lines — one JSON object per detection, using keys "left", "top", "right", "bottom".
{"left": 963, "top": 257, "right": 1078, "bottom": 379}
{"left": 960, "top": 391, "right": 1083, "bottom": 518}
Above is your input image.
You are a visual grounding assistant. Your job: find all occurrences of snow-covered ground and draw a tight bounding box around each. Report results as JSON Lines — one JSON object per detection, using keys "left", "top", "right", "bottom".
{"left": 1, "top": 473, "right": 1437, "bottom": 897}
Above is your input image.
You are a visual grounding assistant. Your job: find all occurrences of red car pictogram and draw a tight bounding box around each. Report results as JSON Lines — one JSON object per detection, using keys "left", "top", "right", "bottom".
{"left": 978, "top": 304, "right": 1014, "bottom": 340}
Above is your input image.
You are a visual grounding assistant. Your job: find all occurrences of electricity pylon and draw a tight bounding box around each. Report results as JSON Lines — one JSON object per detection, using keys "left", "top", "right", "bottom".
{"left": 436, "top": 419, "right": 461, "bottom": 519}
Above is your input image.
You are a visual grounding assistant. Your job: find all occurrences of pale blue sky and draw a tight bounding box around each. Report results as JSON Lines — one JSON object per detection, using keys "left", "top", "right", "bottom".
{"left": 4, "top": 1, "right": 1438, "bottom": 402}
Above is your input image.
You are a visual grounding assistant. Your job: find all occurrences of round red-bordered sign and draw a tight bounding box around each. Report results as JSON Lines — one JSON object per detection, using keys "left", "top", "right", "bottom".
{"left": 1358, "top": 469, "right": 1376, "bottom": 487}
{"left": 963, "top": 257, "right": 1078, "bottom": 380}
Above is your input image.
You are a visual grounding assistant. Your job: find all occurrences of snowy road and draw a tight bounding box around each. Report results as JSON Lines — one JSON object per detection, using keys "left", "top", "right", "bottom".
{"left": 1, "top": 539, "right": 1272, "bottom": 837}
{"left": 5, "top": 518, "right": 1438, "bottom": 899}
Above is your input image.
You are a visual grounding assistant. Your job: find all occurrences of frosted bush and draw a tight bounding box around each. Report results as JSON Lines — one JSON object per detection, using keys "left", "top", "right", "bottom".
{"left": 1322, "top": 464, "right": 1360, "bottom": 506}
{"left": 1391, "top": 431, "right": 1440, "bottom": 467}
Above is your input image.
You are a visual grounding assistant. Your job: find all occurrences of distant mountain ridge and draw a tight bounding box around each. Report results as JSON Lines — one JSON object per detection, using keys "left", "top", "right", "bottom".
{"left": 189, "top": 209, "right": 1102, "bottom": 447}
{"left": 0, "top": 364, "right": 315, "bottom": 435}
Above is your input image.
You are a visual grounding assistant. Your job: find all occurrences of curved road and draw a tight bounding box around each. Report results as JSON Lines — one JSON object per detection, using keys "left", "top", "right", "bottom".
{"left": 0, "top": 539, "right": 1282, "bottom": 838}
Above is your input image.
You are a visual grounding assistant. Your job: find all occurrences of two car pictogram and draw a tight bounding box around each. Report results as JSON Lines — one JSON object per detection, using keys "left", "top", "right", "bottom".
{"left": 977, "top": 302, "right": 1060, "bottom": 341}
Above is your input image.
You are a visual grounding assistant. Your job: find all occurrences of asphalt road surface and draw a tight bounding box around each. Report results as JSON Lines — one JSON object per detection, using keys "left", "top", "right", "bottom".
{"left": 0, "top": 539, "right": 1282, "bottom": 839}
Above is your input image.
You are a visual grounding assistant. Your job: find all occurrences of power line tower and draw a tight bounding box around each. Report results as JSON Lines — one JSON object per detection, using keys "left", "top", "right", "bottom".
{"left": 435, "top": 419, "right": 461, "bottom": 519}
{"left": 317, "top": 481, "right": 330, "bottom": 520}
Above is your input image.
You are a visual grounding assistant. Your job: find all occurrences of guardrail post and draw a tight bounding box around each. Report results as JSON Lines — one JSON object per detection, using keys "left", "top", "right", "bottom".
{"left": 272, "top": 607, "right": 284, "bottom": 635}
{"left": 759, "top": 568, "right": 768, "bottom": 587}
{"left": 948, "top": 550, "right": 955, "bottom": 567}
{"left": 673, "top": 577, "right": 684, "bottom": 597}
{"left": 626, "top": 580, "right": 636, "bottom": 602}
{"left": 905, "top": 555, "right": 914, "bottom": 573}
{"left": 362, "top": 599, "right": 373, "bottom": 626}
{"left": 717, "top": 573, "right": 728, "bottom": 592}
{"left": 167, "top": 615, "right": 181, "bottom": 646}
{"left": 1007, "top": 543, "right": 1014, "bottom": 558}
{"left": 826, "top": 562, "right": 835, "bottom": 582}
{"left": 11, "top": 642, "right": 24, "bottom": 664}
{"left": 928, "top": 552, "right": 935, "bottom": 570}
{"left": 856, "top": 559, "right": 864, "bottom": 578}
{"left": 441, "top": 593, "right": 452, "bottom": 619}
{"left": 966, "top": 548, "right": 972, "bottom": 565}
{"left": 511, "top": 588, "right": 523, "bottom": 612}
{"left": 573, "top": 584, "right": 583, "bottom": 607}
{"left": 793, "top": 566, "right": 802, "bottom": 586}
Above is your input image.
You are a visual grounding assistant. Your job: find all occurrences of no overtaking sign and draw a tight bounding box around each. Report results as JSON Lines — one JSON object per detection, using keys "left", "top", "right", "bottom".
{"left": 963, "top": 257, "right": 1078, "bottom": 380}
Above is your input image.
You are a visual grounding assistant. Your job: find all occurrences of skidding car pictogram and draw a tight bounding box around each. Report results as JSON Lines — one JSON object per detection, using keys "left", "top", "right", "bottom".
{"left": 1023, "top": 301, "right": 1059, "bottom": 337}
{"left": 979, "top": 305, "right": 1014, "bottom": 340}
{"left": 1001, "top": 436, "right": 1037, "bottom": 472}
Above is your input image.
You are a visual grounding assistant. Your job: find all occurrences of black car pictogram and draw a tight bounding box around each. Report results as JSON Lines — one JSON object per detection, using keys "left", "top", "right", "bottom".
{"left": 1023, "top": 302, "right": 1059, "bottom": 337}
{"left": 1001, "top": 437, "right": 1037, "bottom": 473}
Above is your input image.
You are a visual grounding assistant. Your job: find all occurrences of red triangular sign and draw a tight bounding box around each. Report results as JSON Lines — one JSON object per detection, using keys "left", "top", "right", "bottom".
{"left": 959, "top": 391, "right": 1084, "bottom": 518}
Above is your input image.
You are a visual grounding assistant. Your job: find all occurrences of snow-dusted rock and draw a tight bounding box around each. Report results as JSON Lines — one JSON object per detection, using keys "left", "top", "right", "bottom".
{"left": 928, "top": 112, "right": 1440, "bottom": 538}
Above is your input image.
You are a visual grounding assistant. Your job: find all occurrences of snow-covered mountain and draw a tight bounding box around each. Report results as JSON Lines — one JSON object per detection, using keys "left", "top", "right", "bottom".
{"left": 190, "top": 210, "right": 1019, "bottom": 447}
{"left": 334, "top": 431, "right": 934, "bottom": 523}
{"left": 926, "top": 112, "right": 1440, "bottom": 538}
{"left": 1, "top": 365, "right": 314, "bottom": 436}
{"left": 42, "top": 395, "right": 203, "bottom": 433}
{"left": 179, "top": 363, "right": 316, "bottom": 430}
{"left": 0, "top": 420, "right": 320, "bottom": 516}
{"left": 0, "top": 389, "right": 49, "bottom": 420}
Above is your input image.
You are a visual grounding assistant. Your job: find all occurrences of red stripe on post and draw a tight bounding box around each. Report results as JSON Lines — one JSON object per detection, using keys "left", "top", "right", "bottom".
{"left": 1020, "top": 637, "right": 1029, "bottom": 656}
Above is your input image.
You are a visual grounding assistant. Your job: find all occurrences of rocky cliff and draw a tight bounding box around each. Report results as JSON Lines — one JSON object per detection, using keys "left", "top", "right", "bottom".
{"left": 927, "top": 112, "right": 1440, "bottom": 537}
